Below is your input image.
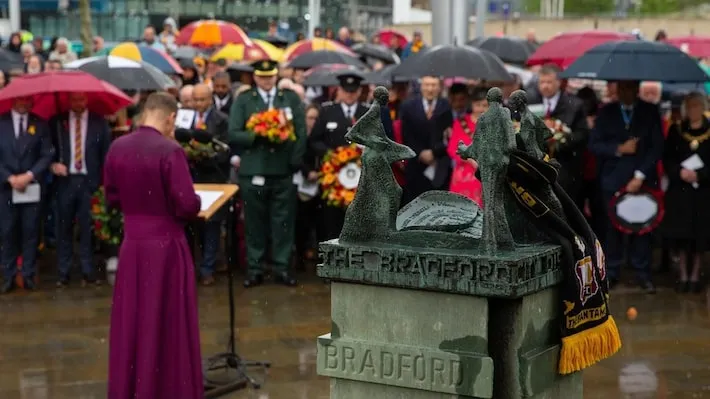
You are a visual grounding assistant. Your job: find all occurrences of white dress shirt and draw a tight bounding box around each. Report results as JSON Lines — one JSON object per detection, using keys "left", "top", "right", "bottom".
{"left": 214, "top": 95, "right": 231, "bottom": 110}
{"left": 257, "top": 87, "right": 277, "bottom": 109}
{"left": 69, "top": 110, "right": 88, "bottom": 175}
{"left": 422, "top": 98, "right": 437, "bottom": 114}
{"left": 543, "top": 91, "right": 561, "bottom": 115}
{"left": 341, "top": 103, "right": 357, "bottom": 120}
{"left": 11, "top": 110, "right": 27, "bottom": 138}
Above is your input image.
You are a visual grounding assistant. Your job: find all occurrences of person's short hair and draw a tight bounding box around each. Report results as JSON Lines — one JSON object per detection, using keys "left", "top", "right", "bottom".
{"left": 539, "top": 63, "right": 562, "bottom": 77}
{"left": 143, "top": 92, "right": 178, "bottom": 115}
{"left": 56, "top": 37, "right": 70, "bottom": 47}
{"left": 449, "top": 83, "right": 468, "bottom": 97}
{"left": 213, "top": 71, "right": 231, "bottom": 82}
{"left": 20, "top": 43, "right": 34, "bottom": 54}
{"left": 471, "top": 88, "right": 487, "bottom": 102}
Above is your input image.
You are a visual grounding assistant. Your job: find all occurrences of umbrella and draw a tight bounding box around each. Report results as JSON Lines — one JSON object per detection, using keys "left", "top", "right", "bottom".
{"left": 288, "top": 50, "right": 367, "bottom": 70}
{"left": 262, "top": 35, "right": 290, "bottom": 49}
{"left": 252, "top": 39, "right": 285, "bottom": 62}
{"left": 527, "top": 30, "right": 635, "bottom": 68}
{"left": 176, "top": 19, "right": 252, "bottom": 48}
{"left": 376, "top": 29, "right": 408, "bottom": 48}
{"left": 101, "top": 42, "right": 183, "bottom": 74}
{"left": 665, "top": 36, "right": 710, "bottom": 58}
{"left": 65, "top": 56, "right": 176, "bottom": 91}
{"left": 351, "top": 43, "right": 400, "bottom": 64}
{"left": 0, "top": 48, "right": 24, "bottom": 71}
{"left": 302, "top": 64, "right": 361, "bottom": 87}
{"left": 282, "top": 38, "right": 355, "bottom": 62}
{"left": 559, "top": 41, "right": 710, "bottom": 83}
{"left": 467, "top": 36, "right": 537, "bottom": 65}
{"left": 393, "top": 45, "right": 512, "bottom": 81}
{"left": 211, "top": 43, "right": 272, "bottom": 63}
{"left": 172, "top": 46, "right": 209, "bottom": 61}
{"left": 0, "top": 71, "right": 132, "bottom": 118}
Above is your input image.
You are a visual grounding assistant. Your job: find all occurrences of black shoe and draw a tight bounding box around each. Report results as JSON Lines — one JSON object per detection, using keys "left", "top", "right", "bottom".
{"left": 608, "top": 278, "right": 619, "bottom": 290}
{"left": 1, "top": 280, "right": 16, "bottom": 294}
{"left": 274, "top": 273, "right": 297, "bottom": 287}
{"left": 676, "top": 280, "right": 690, "bottom": 293}
{"left": 689, "top": 281, "right": 703, "bottom": 294}
{"left": 23, "top": 278, "right": 36, "bottom": 291}
{"left": 243, "top": 275, "right": 263, "bottom": 288}
{"left": 640, "top": 280, "right": 656, "bottom": 294}
{"left": 56, "top": 279, "right": 69, "bottom": 288}
{"left": 81, "top": 275, "right": 102, "bottom": 287}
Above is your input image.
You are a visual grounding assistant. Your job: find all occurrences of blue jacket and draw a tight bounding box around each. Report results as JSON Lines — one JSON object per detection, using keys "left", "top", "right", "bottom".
{"left": 589, "top": 100, "right": 664, "bottom": 193}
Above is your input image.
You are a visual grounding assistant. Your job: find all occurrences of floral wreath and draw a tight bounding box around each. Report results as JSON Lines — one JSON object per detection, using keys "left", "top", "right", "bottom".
{"left": 319, "top": 144, "right": 363, "bottom": 208}
{"left": 246, "top": 108, "right": 296, "bottom": 144}
{"left": 90, "top": 187, "right": 124, "bottom": 246}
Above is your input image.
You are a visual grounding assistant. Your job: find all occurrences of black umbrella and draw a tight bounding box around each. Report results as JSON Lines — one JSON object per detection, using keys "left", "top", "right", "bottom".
{"left": 393, "top": 45, "right": 512, "bottom": 81}
{"left": 288, "top": 50, "right": 367, "bottom": 70}
{"left": 560, "top": 40, "right": 710, "bottom": 83}
{"left": 64, "top": 56, "right": 175, "bottom": 91}
{"left": 365, "top": 64, "right": 413, "bottom": 86}
{"left": 351, "top": 43, "right": 400, "bottom": 64}
{"left": 467, "top": 36, "right": 536, "bottom": 65}
{"left": 0, "top": 48, "right": 24, "bottom": 71}
{"left": 262, "top": 35, "right": 290, "bottom": 49}
{"left": 302, "top": 64, "right": 362, "bottom": 87}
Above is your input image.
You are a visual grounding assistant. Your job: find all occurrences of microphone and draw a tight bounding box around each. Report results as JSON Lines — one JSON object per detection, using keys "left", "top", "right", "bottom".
{"left": 192, "top": 129, "right": 230, "bottom": 152}
{"left": 175, "top": 128, "right": 193, "bottom": 143}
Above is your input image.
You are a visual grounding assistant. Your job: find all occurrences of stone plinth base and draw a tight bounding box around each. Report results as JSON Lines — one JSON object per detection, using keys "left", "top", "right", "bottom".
{"left": 317, "top": 241, "right": 583, "bottom": 398}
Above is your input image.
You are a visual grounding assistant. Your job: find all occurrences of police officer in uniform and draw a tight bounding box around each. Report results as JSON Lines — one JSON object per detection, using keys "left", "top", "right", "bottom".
{"left": 228, "top": 59, "right": 306, "bottom": 288}
{"left": 309, "top": 71, "right": 369, "bottom": 239}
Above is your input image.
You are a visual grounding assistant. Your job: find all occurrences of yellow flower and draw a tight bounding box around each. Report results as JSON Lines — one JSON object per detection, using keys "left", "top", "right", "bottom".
{"left": 27, "top": 125, "right": 36, "bottom": 135}
{"left": 343, "top": 191, "right": 355, "bottom": 204}
{"left": 322, "top": 174, "right": 336, "bottom": 185}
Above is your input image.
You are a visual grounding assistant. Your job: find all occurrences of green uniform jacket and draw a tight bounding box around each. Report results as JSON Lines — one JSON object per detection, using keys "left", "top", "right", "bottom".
{"left": 228, "top": 88, "right": 306, "bottom": 177}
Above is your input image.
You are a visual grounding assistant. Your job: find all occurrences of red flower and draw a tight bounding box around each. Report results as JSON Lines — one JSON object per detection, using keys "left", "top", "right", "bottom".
{"left": 94, "top": 221, "right": 102, "bottom": 230}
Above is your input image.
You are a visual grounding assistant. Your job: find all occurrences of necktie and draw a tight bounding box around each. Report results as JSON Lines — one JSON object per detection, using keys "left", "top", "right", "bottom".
{"left": 426, "top": 100, "right": 434, "bottom": 119}
{"left": 16, "top": 115, "right": 24, "bottom": 138}
{"left": 348, "top": 107, "right": 356, "bottom": 125}
{"left": 265, "top": 92, "right": 272, "bottom": 109}
{"left": 74, "top": 114, "right": 83, "bottom": 171}
{"left": 196, "top": 113, "right": 203, "bottom": 128}
{"left": 545, "top": 99, "right": 552, "bottom": 117}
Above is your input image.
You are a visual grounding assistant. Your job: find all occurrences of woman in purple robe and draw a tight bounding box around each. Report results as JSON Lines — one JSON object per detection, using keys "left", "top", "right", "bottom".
{"left": 104, "top": 92, "right": 203, "bottom": 399}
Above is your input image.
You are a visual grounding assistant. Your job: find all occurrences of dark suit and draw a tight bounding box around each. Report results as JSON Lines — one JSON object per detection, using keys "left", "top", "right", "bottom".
{"left": 589, "top": 100, "right": 664, "bottom": 282}
{"left": 399, "top": 96, "right": 452, "bottom": 205}
{"left": 214, "top": 94, "right": 233, "bottom": 116}
{"left": 50, "top": 112, "right": 111, "bottom": 281}
{"left": 309, "top": 101, "right": 369, "bottom": 239}
{"left": 188, "top": 107, "right": 230, "bottom": 278}
{"left": 545, "top": 92, "right": 589, "bottom": 204}
{"left": 0, "top": 112, "right": 53, "bottom": 281}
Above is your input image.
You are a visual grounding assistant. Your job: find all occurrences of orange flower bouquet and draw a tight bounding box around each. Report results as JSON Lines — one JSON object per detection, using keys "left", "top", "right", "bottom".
{"left": 319, "top": 144, "right": 363, "bottom": 208}
{"left": 246, "top": 109, "right": 296, "bottom": 144}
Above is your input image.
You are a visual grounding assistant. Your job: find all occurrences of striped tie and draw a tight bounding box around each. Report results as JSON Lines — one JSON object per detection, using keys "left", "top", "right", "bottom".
{"left": 74, "top": 114, "right": 83, "bottom": 171}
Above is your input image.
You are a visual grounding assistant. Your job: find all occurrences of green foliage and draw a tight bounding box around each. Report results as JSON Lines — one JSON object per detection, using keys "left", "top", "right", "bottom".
{"left": 521, "top": 0, "right": 617, "bottom": 15}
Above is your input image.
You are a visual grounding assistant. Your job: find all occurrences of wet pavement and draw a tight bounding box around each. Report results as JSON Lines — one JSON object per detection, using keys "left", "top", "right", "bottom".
{"left": 0, "top": 270, "right": 708, "bottom": 398}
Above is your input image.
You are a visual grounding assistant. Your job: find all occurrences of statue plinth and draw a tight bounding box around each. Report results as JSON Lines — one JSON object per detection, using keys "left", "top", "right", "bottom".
{"left": 316, "top": 240, "right": 583, "bottom": 399}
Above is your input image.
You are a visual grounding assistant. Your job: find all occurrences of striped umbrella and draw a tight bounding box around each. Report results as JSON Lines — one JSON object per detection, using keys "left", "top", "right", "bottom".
{"left": 252, "top": 39, "right": 285, "bottom": 61}
{"left": 176, "top": 20, "right": 252, "bottom": 48}
{"left": 211, "top": 42, "right": 273, "bottom": 63}
{"left": 282, "top": 38, "right": 355, "bottom": 63}
{"left": 65, "top": 56, "right": 175, "bottom": 91}
{"left": 101, "top": 42, "right": 183, "bottom": 74}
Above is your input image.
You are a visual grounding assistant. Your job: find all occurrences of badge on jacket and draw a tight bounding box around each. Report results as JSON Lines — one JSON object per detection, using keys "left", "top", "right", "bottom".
{"left": 326, "top": 122, "right": 338, "bottom": 130}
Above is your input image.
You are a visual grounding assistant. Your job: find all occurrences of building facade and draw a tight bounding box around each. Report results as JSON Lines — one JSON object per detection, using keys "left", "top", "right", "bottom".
{"left": 3, "top": 0, "right": 393, "bottom": 41}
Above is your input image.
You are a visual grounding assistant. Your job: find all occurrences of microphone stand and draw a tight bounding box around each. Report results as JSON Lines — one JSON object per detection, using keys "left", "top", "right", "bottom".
{"left": 194, "top": 141, "right": 271, "bottom": 397}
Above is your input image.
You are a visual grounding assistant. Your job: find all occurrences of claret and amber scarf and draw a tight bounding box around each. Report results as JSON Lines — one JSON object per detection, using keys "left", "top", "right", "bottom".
{"left": 506, "top": 149, "right": 622, "bottom": 375}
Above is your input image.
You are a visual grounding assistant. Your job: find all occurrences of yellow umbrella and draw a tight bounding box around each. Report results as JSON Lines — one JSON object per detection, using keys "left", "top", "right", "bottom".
{"left": 210, "top": 43, "right": 268, "bottom": 62}
{"left": 252, "top": 39, "right": 285, "bottom": 62}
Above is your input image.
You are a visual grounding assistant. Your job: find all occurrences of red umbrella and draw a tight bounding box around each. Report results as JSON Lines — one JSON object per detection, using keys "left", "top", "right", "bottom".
{"left": 665, "top": 35, "right": 710, "bottom": 58}
{"left": 527, "top": 30, "right": 635, "bottom": 68}
{"left": 376, "top": 29, "right": 408, "bottom": 48}
{"left": 0, "top": 71, "right": 132, "bottom": 119}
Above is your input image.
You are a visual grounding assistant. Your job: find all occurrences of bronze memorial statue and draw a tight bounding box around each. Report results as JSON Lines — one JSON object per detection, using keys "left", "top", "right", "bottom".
{"left": 317, "top": 86, "right": 621, "bottom": 399}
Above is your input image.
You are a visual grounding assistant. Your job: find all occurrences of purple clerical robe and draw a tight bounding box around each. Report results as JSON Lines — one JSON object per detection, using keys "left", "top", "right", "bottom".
{"left": 104, "top": 126, "right": 203, "bottom": 399}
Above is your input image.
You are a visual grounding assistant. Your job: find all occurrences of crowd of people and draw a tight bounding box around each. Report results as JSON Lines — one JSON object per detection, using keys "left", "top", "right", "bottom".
{"left": 0, "top": 23, "right": 707, "bottom": 299}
